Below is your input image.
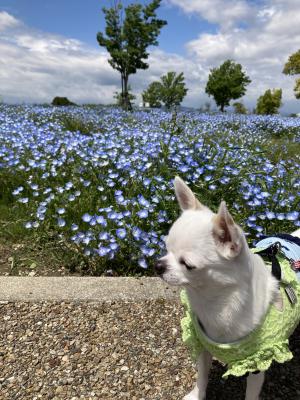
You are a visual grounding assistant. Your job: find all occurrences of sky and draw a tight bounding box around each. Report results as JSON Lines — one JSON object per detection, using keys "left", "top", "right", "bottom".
{"left": 0, "top": 0, "right": 299, "bottom": 112}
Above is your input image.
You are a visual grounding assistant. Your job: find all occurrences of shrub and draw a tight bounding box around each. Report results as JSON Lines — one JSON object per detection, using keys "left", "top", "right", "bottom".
{"left": 52, "top": 97, "right": 76, "bottom": 106}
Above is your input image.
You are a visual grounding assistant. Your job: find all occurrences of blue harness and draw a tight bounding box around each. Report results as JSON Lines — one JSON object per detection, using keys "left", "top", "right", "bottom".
{"left": 256, "top": 234, "right": 300, "bottom": 282}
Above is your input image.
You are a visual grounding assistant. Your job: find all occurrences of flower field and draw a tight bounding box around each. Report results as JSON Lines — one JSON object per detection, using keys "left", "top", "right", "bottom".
{"left": 0, "top": 104, "right": 299, "bottom": 275}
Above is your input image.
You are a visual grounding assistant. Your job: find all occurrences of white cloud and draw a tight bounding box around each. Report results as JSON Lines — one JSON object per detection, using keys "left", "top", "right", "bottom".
{"left": 0, "top": 12, "right": 122, "bottom": 104}
{"left": 1, "top": 5, "right": 300, "bottom": 113}
{"left": 184, "top": 0, "right": 300, "bottom": 112}
{"left": 0, "top": 11, "right": 202, "bottom": 107}
{"left": 166, "top": 0, "right": 254, "bottom": 30}
{"left": 0, "top": 11, "right": 19, "bottom": 32}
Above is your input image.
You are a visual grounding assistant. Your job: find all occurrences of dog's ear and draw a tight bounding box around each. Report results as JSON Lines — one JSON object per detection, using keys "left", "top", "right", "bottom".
{"left": 174, "top": 176, "right": 206, "bottom": 211}
{"left": 212, "top": 201, "right": 243, "bottom": 259}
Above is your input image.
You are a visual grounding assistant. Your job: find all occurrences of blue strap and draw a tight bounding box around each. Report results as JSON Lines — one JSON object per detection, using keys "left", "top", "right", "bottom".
{"left": 256, "top": 237, "right": 300, "bottom": 263}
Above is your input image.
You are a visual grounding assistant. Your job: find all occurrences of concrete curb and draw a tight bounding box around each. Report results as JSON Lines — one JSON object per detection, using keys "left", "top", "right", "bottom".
{"left": 0, "top": 277, "right": 180, "bottom": 302}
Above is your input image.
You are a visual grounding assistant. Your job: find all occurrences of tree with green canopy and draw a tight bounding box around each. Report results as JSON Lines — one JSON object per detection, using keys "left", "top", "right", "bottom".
{"left": 143, "top": 71, "right": 187, "bottom": 109}
{"left": 158, "top": 72, "right": 188, "bottom": 109}
{"left": 256, "top": 89, "right": 282, "bottom": 115}
{"left": 142, "top": 81, "right": 162, "bottom": 107}
{"left": 283, "top": 49, "right": 300, "bottom": 99}
{"left": 97, "top": 0, "right": 167, "bottom": 110}
{"left": 205, "top": 60, "right": 251, "bottom": 112}
{"left": 233, "top": 102, "right": 247, "bottom": 114}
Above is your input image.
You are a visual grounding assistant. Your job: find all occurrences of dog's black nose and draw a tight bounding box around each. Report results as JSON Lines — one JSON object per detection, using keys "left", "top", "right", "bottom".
{"left": 154, "top": 259, "right": 167, "bottom": 275}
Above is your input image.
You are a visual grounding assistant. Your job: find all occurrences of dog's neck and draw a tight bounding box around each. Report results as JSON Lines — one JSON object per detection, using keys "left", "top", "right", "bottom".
{"left": 186, "top": 246, "right": 279, "bottom": 343}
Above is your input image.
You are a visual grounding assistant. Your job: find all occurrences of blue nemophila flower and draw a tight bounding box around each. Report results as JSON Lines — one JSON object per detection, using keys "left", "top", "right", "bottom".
{"left": 89, "top": 217, "right": 97, "bottom": 226}
{"left": 30, "top": 184, "right": 39, "bottom": 190}
{"left": 137, "top": 209, "right": 148, "bottom": 219}
{"left": 116, "top": 195, "right": 125, "bottom": 204}
{"left": 110, "top": 242, "right": 119, "bottom": 251}
{"left": 99, "top": 232, "right": 109, "bottom": 240}
{"left": 57, "top": 207, "right": 65, "bottom": 215}
{"left": 82, "top": 237, "right": 91, "bottom": 245}
{"left": 138, "top": 195, "right": 150, "bottom": 207}
{"left": 57, "top": 218, "right": 66, "bottom": 227}
{"left": 37, "top": 205, "right": 47, "bottom": 214}
{"left": 12, "top": 186, "right": 24, "bottom": 195}
{"left": 141, "top": 245, "right": 155, "bottom": 257}
{"left": 108, "top": 211, "right": 118, "bottom": 220}
{"left": 24, "top": 222, "right": 32, "bottom": 229}
{"left": 82, "top": 213, "right": 92, "bottom": 223}
{"left": 96, "top": 215, "right": 107, "bottom": 226}
{"left": 266, "top": 211, "right": 275, "bottom": 220}
{"left": 220, "top": 177, "right": 230, "bottom": 184}
{"left": 286, "top": 211, "right": 299, "bottom": 221}
{"left": 116, "top": 228, "right": 127, "bottom": 239}
{"left": 132, "top": 227, "right": 142, "bottom": 240}
{"left": 97, "top": 246, "right": 110, "bottom": 256}
{"left": 18, "top": 197, "right": 29, "bottom": 203}
{"left": 65, "top": 181, "right": 73, "bottom": 189}
{"left": 138, "top": 258, "right": 148, "bottom": 269}
{"left": 2, "top": 105, "right": 300, "bottom": 269}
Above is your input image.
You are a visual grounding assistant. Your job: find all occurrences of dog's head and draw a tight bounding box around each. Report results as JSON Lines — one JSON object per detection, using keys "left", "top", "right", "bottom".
{"left": 155, "top": 176, "right": 246, "bottom": 287}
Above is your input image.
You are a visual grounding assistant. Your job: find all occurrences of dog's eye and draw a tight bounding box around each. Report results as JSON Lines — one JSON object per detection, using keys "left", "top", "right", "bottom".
{"left": 179, "top": 258, "right": 196, "bottom": 271}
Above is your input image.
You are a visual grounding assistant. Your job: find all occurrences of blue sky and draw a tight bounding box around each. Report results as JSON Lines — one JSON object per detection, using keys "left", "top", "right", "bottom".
{"left": 0, "top": 0, "right": 217, "bottom": 54}
{"left": 0, "top": 0, "right": 299, "bottom": 112}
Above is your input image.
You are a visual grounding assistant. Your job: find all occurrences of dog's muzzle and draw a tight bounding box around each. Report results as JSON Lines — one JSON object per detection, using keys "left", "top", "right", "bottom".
{"left": 154, "top": 259, "right": 167, "bottom": 276}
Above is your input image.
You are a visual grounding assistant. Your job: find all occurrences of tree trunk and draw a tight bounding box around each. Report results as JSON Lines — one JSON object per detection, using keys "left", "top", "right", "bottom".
{"left": 123, "top": 74, "right": 132, "bottom": 111}
{"left": 220, "top": 104, "right": 225, "bottom": 112}
{"left": 121, "top": 73, "right": 124, "bottom": 100}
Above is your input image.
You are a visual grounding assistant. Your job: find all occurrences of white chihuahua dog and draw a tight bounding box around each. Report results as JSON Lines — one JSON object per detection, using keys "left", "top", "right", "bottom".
{"left": 155, "top": 176, "right": 300, "bottom": 400}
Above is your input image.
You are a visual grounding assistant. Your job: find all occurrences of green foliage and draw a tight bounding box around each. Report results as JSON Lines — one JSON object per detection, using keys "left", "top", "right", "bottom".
{"left": 283, "top": 50, "right": 300, "bottom": 99}
{"left": 256, "top": 89, "right": 282, "bottom": 115}
{"left": 159, "top": 72, "right": 188, "bottom": 109}
{"left": 59, "top": 115, "right": 97, "bottom": 135}
{"left": 142, "top": 81, "right": 162, "bottom": 107}
{"left": 143, "top": 71, "right": 188, "bottom": 109}
{"left": 52, "top": 97, "right": 76, "bottom": 106}
{"left": 283, "top": 50, "right": 300, "bottom": 75}
{"left": 294, "top": 78, "right": 300, "bottom": 99}
{"left": 97, "top": 0, "right": 167, "bottom": 110}
{"left": 205, "top": 60, "right": 251, "bottom": 112}
{"left": 233, "top": 102, "right": 247, "bottom": 114}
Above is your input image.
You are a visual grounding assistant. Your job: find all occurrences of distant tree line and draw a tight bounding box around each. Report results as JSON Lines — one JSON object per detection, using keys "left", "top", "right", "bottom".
{"left": 97, "top": 0, "right": 300, "bottom": 115}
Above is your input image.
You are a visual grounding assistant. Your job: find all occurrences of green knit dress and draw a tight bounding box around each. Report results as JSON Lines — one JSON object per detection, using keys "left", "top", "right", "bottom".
{"left": 180, "top": 255, "right": 300, "bottom": 378}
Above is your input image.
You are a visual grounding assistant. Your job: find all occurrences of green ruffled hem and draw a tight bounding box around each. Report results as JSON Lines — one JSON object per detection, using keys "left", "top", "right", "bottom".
{"left": 180, "top": 289, "right": 294, "bottom": 378}
{"left": 181, "top": 313, "right": 203, "bottom": 361}
{"left": 181, "top": 290, "right": 203, "bottom": 361}
{"left": 223, "top": 342, "right": 293, "bottom": 378}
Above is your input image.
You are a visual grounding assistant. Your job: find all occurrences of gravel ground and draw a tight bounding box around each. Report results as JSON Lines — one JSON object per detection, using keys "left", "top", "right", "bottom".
{"left": 0, "top": 299, "right": 300, "bottom": 400}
